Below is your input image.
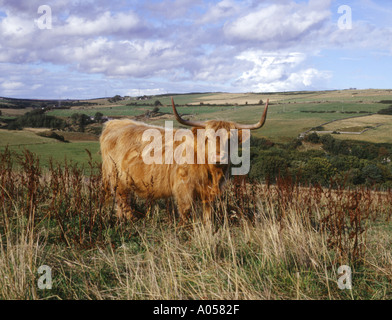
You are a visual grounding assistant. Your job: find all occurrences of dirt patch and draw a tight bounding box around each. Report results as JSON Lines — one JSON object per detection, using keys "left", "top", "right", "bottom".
{"left": 24, "top": 128, "right": 49, "bottom": 133}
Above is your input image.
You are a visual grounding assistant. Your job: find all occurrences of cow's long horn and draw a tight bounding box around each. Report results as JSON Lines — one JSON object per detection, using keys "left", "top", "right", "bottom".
{"left": 235, "top": 99, "right": 269, "bottom": 130}
{"left": 171, "top": 97, "right": 206, "bottom": 128}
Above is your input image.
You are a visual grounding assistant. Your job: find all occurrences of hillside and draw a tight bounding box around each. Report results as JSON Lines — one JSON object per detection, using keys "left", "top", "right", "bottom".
{"left": 1, "top": 89, "right": 391, "bottom": 167}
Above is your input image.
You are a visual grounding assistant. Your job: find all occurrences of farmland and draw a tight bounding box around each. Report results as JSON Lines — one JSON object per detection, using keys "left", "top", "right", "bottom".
{"left": 1, "top": 89, "right": 392, "bottom": 300}
{"left": 1, "top": 89, "right": 391, "bottom": 143}
{"left": 0, "top": 129, "right": 100, "bottom": 166}
{"left": 45, "top": 89, "right": 392, "bottom": 143}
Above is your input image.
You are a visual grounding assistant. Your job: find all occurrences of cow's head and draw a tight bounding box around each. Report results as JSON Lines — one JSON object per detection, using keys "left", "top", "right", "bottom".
{"left": 171, "top": 97, "right": 269, "bottom": 166}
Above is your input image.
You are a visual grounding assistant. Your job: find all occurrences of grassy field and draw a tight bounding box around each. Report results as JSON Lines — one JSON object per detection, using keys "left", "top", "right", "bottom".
{"left": 2, "top": 89, "right": 392, "bottom": 145}
{"left": 44, "top": 89, "right": 392, "bottom": 143}
{"left": 0, "top": 89, "right": 391, "bottom": 170}
{"left": 0, "top": 129, "right": 100, "bottom": 167}
{"left": 319, "top": 114, "right": 392, "bottom": 143}
{"left": 1, "top": 149, "right": 391, "bottom": 300}
{"left": 0, "top": 89, "right": 391, "bottom": 169}
{"left": 1, "top": 90, "right": 392, "bottom": 300}
{"left": 47, "top": 104, "right": 237, "bottom": 118}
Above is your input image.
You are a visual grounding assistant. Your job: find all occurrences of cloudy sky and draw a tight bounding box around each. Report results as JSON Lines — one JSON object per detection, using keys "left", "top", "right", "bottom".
{"left": 0, "top": 0, "right": 391, "bottom": 99}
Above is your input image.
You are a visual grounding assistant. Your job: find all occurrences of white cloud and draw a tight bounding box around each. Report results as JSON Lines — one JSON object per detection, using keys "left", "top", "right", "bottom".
{"left": 1, "top": 81, "right": 24, "bottom": 90}
{"left": 199, "top": 0, "right": 242, "bottom": 24}
{"left": 0, "top": 0, "right": 390, "bottom": 98}
{"left": 235, "top": 50, "right": 331, "bottom": 92}
{"left": 224, "top": 0, "right": 331, "bottom": 48}
{"left": 58, "top": 11, "right": 141, "bottom": 37}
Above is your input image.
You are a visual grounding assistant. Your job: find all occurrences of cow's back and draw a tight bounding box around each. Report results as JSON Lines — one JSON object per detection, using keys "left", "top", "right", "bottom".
{"left": 100, "top": 119, "right": 175, "bottom": 199}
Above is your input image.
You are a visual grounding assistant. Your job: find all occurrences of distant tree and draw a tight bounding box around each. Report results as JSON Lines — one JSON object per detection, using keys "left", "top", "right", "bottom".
{"left": 108, "top": 95, "right": 122, "bottom": 103}
{"left": 71, "top": 113, "right": 91, "bottom": 132}
{"left": 154, "top": 100, "right": 162, "bottom": 107}
{"left": 249, "top": 155, "right": 289, "bottom": 181}
{"left": 351, "top": 144, "right": 378, "bottom": 160}
{"left": 362, "top": 164, "right": 384, "bottom": 185}
{"left": 7, "top": 121, "right": 22, "bottom": 130}
{"left": 320, "top": 134, "right": 349, "bottom": 155}
{"left": 351, "top": 145, "right": 367, "bottom": 159}
{"left": 94, "top": 112, "right": 104, "bottom": 123}
{"left": 330, "top": 155, "right": 361, "bottom": 172}
{"left": 287, "top": 138, "right": 302, "bottom": 149}
{"left": 304, "top": 157, "right": 335, "bottom": 186}
{"left": 347, "top": 168, "right": 365, "bottom": 185}
{"left": 305, "top": 132, "right": 320, "bottom": 144}
{"left": 250, "top": 136, "right": 275, "bottom": 150}
{"left": 320, "top": 134, "right": 335, "bottom": 151}
{"left": 377, "top": 105, "right": 392, "bottom": 115}
{"left": 6, "top": 108, "right": 66, "bottom": 130}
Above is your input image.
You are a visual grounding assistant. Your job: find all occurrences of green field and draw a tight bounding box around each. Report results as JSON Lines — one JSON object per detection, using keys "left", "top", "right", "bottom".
{"left": 1, "top": 89, "right": 392, "bottom": 165}
{"left": 47, "top": 104, "right": 238, "bottom": 118}
{"left": 45, "top": 90, "right": 391, "bottom": 143}
{"left": 0, "top": 130, "right": 100, "bottom": 167}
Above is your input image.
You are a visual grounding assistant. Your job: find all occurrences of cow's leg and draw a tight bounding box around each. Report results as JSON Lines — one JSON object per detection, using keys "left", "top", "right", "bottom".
{"left": 176, "top": 198, "right": 192, "bottom": 225}
{"left": 173, "top": 186, "right": 193, "bottom": 225}
{"left": 202, "top": 200, "right": 213, "bottom": 224}
{"left": 115, "top": 191, "right": 134, "bottom": 220}
{"left": 115, "top": 188, "right": 144, "bottom": 221}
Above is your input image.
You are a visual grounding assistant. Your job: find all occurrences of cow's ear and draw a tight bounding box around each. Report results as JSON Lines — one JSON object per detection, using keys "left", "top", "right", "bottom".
{"left": 237, "top": 129, "right": 251, "bottom": 144}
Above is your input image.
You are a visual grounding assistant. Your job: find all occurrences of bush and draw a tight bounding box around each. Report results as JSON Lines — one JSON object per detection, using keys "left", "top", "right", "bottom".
{"left": 378, "top": 106, "right": 392, "bottom": 115}
{"left": 305, "top": 132, "right": 320, "bottom": 144}
{"left": 303, "top": 157, "right": 335, "bottom": 186}
{"left": 94, "top": 112, "right": 104, "bottom": 123}
{"left": 287, "top": 138, "right": 302, "bottom": 149}
{"left": 250, "top": 136, "right": 275, "bottom": 150}
{"left": 7, "top": 109, "right": 66, "bottom": 130}
{"left": 249, "top": 155, "right": 289, "bottom": 181}
{"left": 108, "top": 95, "right": 122, "bottom": 103}
{"left": 330, "top": 155, "right": 361, "bottom": 172}
{"left": 320, "top": 134, "right": 349, "bottom": 155}
{"left": 71, "top": 113, "right": 92, "bottom": 132}
{"left": 37, "top": 131, "right": 67, "bottom": 142}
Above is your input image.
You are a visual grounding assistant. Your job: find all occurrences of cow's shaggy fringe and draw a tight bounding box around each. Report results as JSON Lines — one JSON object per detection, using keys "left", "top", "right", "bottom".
{"left": 0, "top": 148, "right": 392, "bottom": 299}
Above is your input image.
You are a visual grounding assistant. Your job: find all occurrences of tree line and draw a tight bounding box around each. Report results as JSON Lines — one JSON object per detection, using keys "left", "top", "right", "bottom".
{"left": 249, "top": 133, "right": 392, "bottom": 189}
{"left": 2, "top": 109, "right": 104, "bottom": 132}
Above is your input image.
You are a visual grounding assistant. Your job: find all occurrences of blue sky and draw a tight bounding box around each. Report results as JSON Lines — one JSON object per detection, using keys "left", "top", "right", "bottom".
{"left": 0, "top": 0, "right": 391, "bottom": 99}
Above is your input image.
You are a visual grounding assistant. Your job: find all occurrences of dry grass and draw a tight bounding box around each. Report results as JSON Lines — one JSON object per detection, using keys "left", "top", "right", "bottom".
{"left": 0, "top": 108, "right": 33, "bottom": 117}
{"left": 1, "top": 148, "right": 392, "bottom": 300}
{"left": 322, "top": 114, "right": 392, "bottom": 143}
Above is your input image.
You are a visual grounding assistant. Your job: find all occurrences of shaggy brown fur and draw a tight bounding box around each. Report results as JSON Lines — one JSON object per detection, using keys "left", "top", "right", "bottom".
{"left": 100, "top": 118, "right": 248, "bottom": 224}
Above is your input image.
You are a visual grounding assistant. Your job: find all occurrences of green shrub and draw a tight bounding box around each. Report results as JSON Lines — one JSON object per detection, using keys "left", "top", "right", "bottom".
{"left": 305, "top": 132, "right": 320, "bottom": 144}
{"left": 378, "top": 105, "right": 392, "bottom": 115}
